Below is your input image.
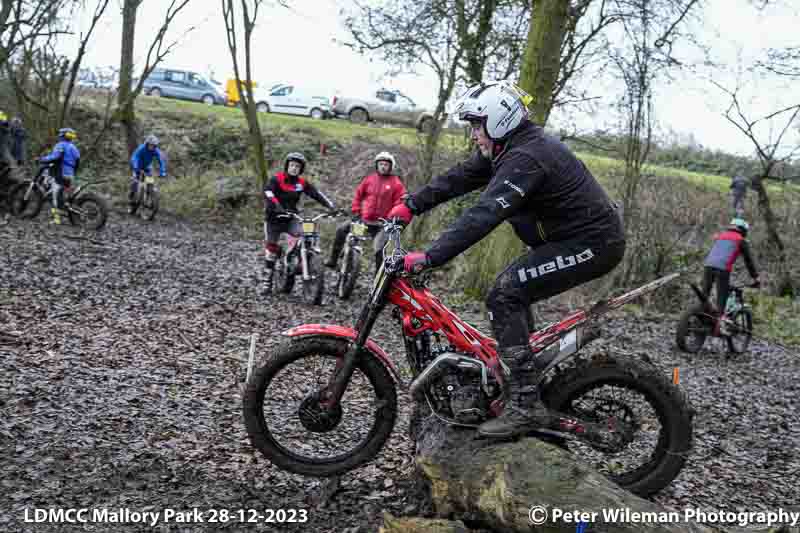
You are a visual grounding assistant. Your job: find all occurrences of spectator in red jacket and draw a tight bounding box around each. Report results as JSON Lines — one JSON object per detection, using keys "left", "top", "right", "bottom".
{"left": 325, "top": 151, "right": 406, "bottom": 271}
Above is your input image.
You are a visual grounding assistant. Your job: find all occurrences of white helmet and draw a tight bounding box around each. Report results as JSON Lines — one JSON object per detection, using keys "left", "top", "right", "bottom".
{"left": 374, "top": 151, "right": 396, "bottom": 173}
{"left": 453, "top": 80, "right": 532, "bottom": 141}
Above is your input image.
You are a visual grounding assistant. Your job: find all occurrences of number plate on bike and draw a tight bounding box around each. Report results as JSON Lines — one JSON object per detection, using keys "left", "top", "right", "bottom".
{"left": 302, "top": 222, "right": 316, "bottom": 233}
{"left": 144, "top": 176, "right": 155, "bottom": 184}
{"left": 352, "top": 222, "right": 367, "bottom": 237}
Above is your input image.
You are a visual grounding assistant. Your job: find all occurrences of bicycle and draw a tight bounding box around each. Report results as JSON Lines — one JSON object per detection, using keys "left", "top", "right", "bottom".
{"left": 272, "top": 210, "right": 337, "bottom": 306}
{"left": 334, "top": 218, "right": 372, "bottom": 300}
{"left": 8, "top": 162, "right": 108, "bottom": 230}
{"left": 129, "top": 171, "right": 160, "bottom": 221}
{"left": 676, "top": 281, "right": 758, "bottom": 354}
{"left": 243, "top": 218, "right": 693, "bottom": 497}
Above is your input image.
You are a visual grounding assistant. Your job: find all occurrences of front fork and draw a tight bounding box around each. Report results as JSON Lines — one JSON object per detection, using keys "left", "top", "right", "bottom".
{"left": 321, "top": 269, "right": 392, "bottom": 408}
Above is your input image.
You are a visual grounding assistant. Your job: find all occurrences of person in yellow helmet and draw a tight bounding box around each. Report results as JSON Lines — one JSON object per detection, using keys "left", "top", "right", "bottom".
{"left": 39, "top": 128, "right": 81, "bottom": 225}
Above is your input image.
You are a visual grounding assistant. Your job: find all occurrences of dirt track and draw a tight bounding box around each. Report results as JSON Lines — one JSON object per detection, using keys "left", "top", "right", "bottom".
{"left": 2, "top": 210, "right": 799, "bottom": 532}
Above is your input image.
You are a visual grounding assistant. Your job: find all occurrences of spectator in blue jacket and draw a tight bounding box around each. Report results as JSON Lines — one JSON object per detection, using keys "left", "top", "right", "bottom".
{"left": 129, "top": 134, "right": 166, "bottom": 210}
{"left": 39, "top": 128, "right": 80, "bottom": 225}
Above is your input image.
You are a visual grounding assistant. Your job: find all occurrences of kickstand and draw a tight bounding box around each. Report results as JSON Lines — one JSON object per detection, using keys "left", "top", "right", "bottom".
{"left": 309, "top": 476, "right": 342, "bottom": 508}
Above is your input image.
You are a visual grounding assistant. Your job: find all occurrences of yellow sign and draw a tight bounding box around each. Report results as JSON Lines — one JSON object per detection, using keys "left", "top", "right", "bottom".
{"left": 302, "top": 222, "right": 316, "bottom": 233}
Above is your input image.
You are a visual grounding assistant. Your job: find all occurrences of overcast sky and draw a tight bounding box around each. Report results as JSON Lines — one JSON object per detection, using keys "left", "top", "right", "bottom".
{"left": 67, "top": 0, "right": 800, "bottom": 157}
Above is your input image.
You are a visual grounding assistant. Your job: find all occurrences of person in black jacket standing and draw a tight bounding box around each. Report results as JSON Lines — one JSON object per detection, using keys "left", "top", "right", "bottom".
{"left": 388, "top": 81, "right": 626, "bottom": 438}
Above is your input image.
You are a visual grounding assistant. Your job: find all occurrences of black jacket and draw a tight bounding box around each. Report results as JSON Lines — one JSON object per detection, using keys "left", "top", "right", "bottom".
{"left": 263, "top": 171, "right": 335, "bottom": 220}
{"left": 408, "top": 121, "right": 623, "bottom": 267}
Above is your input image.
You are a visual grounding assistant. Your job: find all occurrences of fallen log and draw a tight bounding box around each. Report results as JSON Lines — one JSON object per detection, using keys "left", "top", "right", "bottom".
{"left": 399, "top": 413, "right": 797, "bottom": 533}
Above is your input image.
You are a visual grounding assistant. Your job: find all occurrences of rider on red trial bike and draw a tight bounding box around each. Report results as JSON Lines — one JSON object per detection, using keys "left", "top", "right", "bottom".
{"left": 262, "top": 152, "right": 337, "bottom": 294}
{"left": 387, "top": 81, "right": 626, "bottom": 438}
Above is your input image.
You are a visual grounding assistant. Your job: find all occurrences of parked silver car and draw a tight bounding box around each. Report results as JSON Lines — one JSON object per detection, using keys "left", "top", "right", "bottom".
{"left": 331, "top": 88, "right": 436, "bottom": 132}
{"left": 143, "top": 68, "right": 227, "bottom": 105}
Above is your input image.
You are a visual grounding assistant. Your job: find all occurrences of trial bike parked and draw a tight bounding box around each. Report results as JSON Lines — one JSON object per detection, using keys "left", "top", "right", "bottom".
{"left": 271, "top": 211, "right": 336, "bottom": 306}
{"left": 335, "top": 218, "right": 371, "bottom": 300}
{"left": 243, "top": 219, "right": 694, "bottom": 497}
{"left": 9, "top": 162, "right": 108, "bottom": 230}
{"left": 129, "top": 171, "right": 160, "bottom": 221}
{"left": 676, "top": 282, "right": 758, "bottom": 354}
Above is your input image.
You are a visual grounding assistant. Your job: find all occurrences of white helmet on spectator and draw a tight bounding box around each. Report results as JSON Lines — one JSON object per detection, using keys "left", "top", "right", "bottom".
{"left": 374, "top": 151, "right": 396, "bottom": 174}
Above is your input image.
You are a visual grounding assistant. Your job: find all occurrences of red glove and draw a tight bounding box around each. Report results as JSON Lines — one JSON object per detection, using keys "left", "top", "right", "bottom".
{"left": 387, "top": 203, "right": 413, "bottom": 225}
{"left": 404, "top": 251, "right": 430, "bottom": 274}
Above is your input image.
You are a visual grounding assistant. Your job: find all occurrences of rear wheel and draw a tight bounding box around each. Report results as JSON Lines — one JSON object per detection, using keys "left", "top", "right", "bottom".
{"left": 310, "top": 108, "right": 324, "bottom": 120}
{"left": 9, "top": 182, "right": 44, "bottom": 218}
{"left": 349, "top": 108, "right": 368, "bottom": 123}
{"left": 676, "top": 305, "right": 709, "bottom": 353}
{"left": 242, "top": 336, "right": 398, "bottom": 477}
{"left": 256, "top": 102, "right": 269, "bottom": 113}
{"left": 68, "top": 192, "right": 108, "bottom": 230}
{"left": 149, "top": 87, "right": 162, "bottom": 98}
{"left": 543, "top": 353, "right": 693, "bottom": 497}
{"left": 726, "top": 309, "right": 752, "bottom": 354}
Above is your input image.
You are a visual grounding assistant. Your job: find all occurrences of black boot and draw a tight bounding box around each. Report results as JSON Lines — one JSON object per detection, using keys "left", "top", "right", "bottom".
{"left": 325, "top": 245, "right": 342, "bottom": 269}
{"left": 262, "top": 264, "right": 275, "bottom": 295}
{"left": 478, "top": 345, "right": 554, "bottom": 438}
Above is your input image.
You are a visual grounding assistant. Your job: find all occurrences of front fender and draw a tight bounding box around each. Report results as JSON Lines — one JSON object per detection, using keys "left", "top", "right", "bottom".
{"left": 282, "top": 324, "right": 404, "bottom": 388}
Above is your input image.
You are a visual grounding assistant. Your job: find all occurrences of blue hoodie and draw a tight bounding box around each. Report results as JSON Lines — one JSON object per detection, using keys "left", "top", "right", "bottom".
{"left": 130, "top": 143, "right": 166, "bottom": 176}
{"left": 40, "top": 140, "right": 80, "bottom": 178}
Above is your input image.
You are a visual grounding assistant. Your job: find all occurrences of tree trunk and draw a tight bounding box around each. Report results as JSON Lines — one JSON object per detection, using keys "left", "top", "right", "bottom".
{"left": 518, "top": 0, "right": 570, "bottom": 126}
{"left": 118, "top": 0, "right": 139, "bottom": 157}
{"left": 400, "top": 410, "right": 789, "bottom": 533}
{"left": 750, "top": 174, "right": 794, "bottom": 297}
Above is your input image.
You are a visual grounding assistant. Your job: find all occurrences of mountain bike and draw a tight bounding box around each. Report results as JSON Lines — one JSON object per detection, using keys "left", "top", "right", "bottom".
{"left": 335, "top": 219, "right": 371, "bottom": 300}
{"left": 273, "top": 211, "right": 336, "bottom": 306}
{"left": 243, "top": 219, "right": 694, "bottom": 498}
{"left": 676, "top": 281, "right": 758, "bottom": 354}
{"left": 129, "top": 172, "right": 160, "bottom": 221}
{"left": 9, "top": 162, "right": 108, "bottom": 230}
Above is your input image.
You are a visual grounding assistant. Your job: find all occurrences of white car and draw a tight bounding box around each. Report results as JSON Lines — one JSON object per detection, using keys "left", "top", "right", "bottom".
{"left": 253, "top": 84, "right": 331, "bottom": 120}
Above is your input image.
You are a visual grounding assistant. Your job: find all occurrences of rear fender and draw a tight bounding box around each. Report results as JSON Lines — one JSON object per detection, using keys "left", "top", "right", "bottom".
{"left": 282, "top": 324, "right": 404, "bottom": 388}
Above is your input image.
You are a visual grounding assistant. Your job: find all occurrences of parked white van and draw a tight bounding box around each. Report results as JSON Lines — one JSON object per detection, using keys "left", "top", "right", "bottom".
{"left": 253, "top": 84, "right": 331, "bottom": 120}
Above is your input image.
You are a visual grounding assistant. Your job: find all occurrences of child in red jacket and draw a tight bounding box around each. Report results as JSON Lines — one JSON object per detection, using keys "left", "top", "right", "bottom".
{"left": 325, "top": 151, "right": 406, "bottom": 271}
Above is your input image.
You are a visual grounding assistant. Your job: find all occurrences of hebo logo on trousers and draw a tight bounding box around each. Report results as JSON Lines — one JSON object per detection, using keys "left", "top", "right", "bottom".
{"left": 517, "top": 249, "right": 594, "bottom": 283}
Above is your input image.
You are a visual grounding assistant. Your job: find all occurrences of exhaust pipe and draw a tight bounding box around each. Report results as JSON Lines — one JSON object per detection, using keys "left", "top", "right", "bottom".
{"left": 408, "top": 353, "right": 488, "bottom": 399}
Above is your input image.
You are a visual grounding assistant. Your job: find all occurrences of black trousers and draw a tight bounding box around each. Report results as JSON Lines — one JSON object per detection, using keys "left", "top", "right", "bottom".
{"left": 702, "top": 266, "right": 730, "bottom": 314}
{"left": 486, "top": 235, "right": 625, "bottom": 350}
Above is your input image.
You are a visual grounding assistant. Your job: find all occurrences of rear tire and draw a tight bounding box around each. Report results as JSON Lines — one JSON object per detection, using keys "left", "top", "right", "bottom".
{"left": 544, "top": 353, "right": 693, "bottom": 497}
{"left": 242, "top": 336, "right": 398, "bottom": 477}
{"left": 726, "top": 309, "right": 752, "bottom": 354}
{"left": 349, "top": 108, "right": 369, "bottom": 123}
{"left": 68, "top": 192, "right": 108, "bottom": 230}
{"left": 676, "top": 305, "right": 709, "bottom": 353}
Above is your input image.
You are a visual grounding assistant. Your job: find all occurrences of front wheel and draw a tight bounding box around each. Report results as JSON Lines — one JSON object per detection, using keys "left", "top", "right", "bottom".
{"left": 68, "top": 192, "right": 109, "bottom": 230}
{"left": 302, "top": 252, "right": 325, "bottom": 305}
{"left": 675, "top": 305, "right": 709, "bottom": 353}
{"left": 9, "top": 182, "right": 44, "bottom": 218}
{"left": 337, "top": 247, "right": 361, "bottom": 300}
{"left": 543, "top": 353, "right": 693, "bottom": 497}
{"left": 141, "top": 185, "right": 159, "bottom": 221}
{"left": 726, "top": 309, "right": 752, "bottom": 354}
{"left": 242, "top": 336, "right": 398, "bottom": 477}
